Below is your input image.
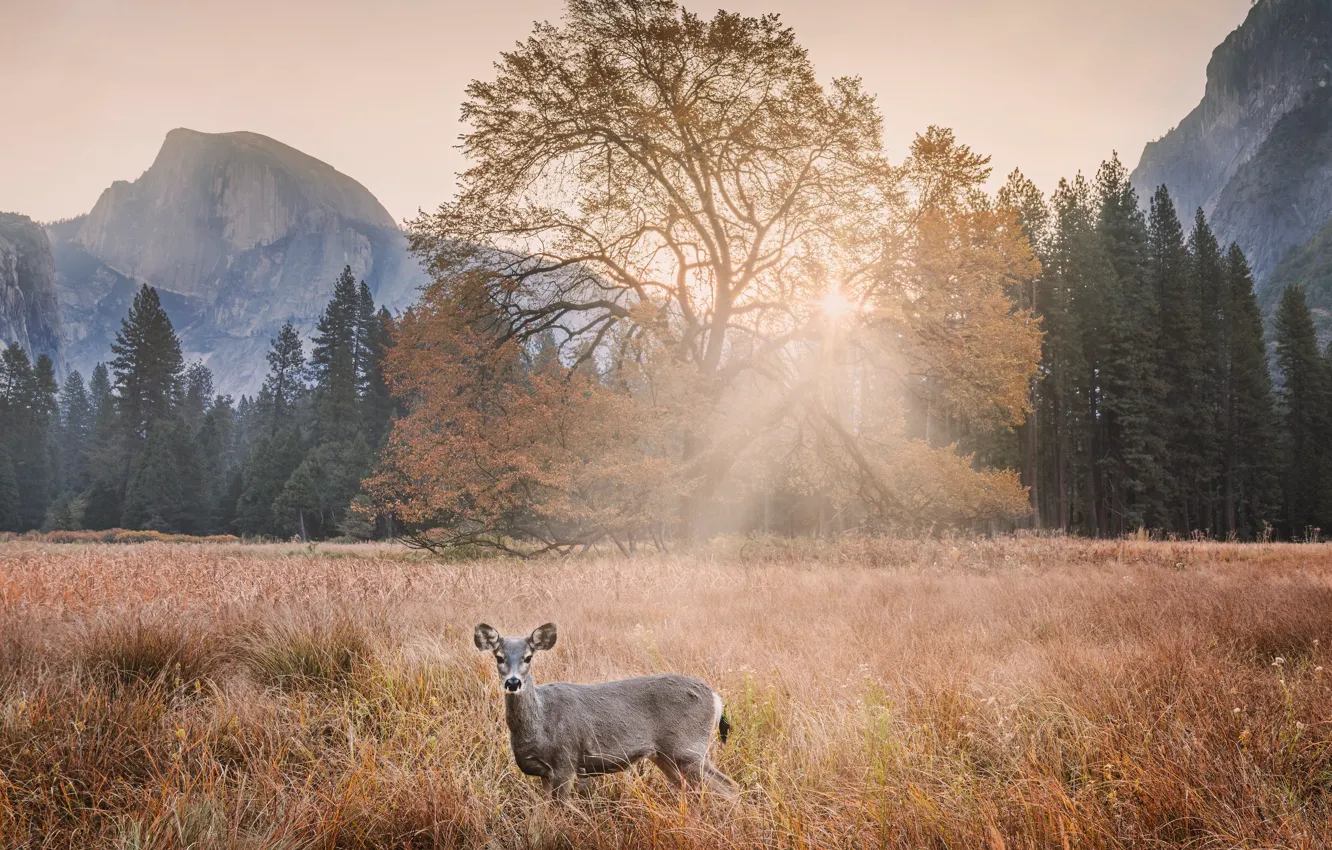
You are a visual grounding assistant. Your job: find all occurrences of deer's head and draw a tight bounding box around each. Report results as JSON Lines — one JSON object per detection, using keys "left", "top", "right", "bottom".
{"left": 474, "top": 622, "right": 557, "bottom": 694}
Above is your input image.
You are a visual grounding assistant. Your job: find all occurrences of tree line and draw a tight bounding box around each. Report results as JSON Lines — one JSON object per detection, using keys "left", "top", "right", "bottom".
{"left": 3, "top": 185, "right": 1328, "bottom": 543}
{"left": 0, "top": 266, "right": 395, "bottom": 538}
{"left": 995, "top": 158, "right": 1331, "bottom": 540}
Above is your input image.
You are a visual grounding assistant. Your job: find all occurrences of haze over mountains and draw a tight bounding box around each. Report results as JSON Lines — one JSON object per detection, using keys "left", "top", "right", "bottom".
{"left": 3, "top": 128, "right": 425, "bottom": 395}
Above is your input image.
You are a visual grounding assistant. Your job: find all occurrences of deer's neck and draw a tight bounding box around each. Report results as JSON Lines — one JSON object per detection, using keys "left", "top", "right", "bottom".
{"left": 504, "top": 679, "right": 543, "bottom": 740}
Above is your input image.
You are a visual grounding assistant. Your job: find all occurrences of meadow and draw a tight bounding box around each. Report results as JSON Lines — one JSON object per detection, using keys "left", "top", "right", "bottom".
{"left": 1, "top": 537, "right": 1331, "bottom": 849}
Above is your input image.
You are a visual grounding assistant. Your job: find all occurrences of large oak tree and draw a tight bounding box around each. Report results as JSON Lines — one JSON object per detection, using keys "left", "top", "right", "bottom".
{"left": 390, "top": 0, "right": 1041, "bottom": 546}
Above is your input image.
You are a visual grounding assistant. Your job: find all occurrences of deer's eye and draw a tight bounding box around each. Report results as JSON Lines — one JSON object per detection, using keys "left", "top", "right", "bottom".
{"left": 523, "top": 655, "right": 533, "bottom": 664}
{"left": 495, "top": 655, "right": 505, "bottom": 664}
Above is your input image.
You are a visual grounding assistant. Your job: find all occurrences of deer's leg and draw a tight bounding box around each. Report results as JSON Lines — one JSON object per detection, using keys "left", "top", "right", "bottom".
{"left": 671, "top": 753, "right": 738, "bottom": 799}
{"left": 546, "top": 765, "right": 577, "bottom": 803}
{"left": 703, "top": 761, "right": 739, "bottom": 798}
{"left": 674, "top": 754, "right": 708, "bottom": 790}
{"left": 650, "top": 754, "right": 686, "bottom": 790}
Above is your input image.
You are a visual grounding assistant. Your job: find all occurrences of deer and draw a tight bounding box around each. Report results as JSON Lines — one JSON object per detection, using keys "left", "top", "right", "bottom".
{"left": 473, "top": 622, "right": 738, "bottom": 802}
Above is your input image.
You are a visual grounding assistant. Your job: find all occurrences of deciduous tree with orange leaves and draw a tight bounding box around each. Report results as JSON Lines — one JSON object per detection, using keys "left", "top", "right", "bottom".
{"left": 369, "top": 0, "right": 1041, "bottom": 549}
{"left": 366, "top": 272, "right": 702, "bottom": 554}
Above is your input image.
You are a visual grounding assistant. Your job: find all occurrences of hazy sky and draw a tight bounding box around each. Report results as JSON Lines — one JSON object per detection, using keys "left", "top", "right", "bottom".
{"left": 3, "top": 0, "right": 1252, "bottom": 225}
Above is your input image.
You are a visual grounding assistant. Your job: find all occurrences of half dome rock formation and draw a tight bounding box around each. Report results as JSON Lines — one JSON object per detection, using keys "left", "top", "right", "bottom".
{"left": 51, "top": 128, "right": 426, "bottom": 395}
{"left": 0, "top": 213, "right": 66, "bottom": 374}
{"left": 1130, "top": 0, "right": 1332, "bottom": 284}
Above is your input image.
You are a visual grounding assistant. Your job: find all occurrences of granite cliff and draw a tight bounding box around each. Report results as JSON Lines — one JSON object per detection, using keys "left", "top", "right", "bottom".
{"left": 50, "top": 128, "right": 425, "bottom": 394}
{"left": 0, "top": 213, "right": 65, "bottom": 373}
{"left": 1130, "top": 0, "right": 1332, "bottom": 285}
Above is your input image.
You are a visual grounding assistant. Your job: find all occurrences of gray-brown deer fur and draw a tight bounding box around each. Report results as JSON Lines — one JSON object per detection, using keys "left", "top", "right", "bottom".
{"left": 474, "top": 622, "right": 737, "bottom": 801}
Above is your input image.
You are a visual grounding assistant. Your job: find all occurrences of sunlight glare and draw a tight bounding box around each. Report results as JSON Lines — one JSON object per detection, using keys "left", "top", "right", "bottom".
{"left": 817, "top": 286, "right": 857, "bottom": 323}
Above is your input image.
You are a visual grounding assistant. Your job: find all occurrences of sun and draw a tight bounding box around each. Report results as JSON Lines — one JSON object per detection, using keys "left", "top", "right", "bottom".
{"left": 817, "top": 286, "right": 857, "bottom": 322}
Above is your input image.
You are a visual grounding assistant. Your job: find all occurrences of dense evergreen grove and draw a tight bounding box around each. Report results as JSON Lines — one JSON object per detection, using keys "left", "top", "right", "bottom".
{"left": 2, "top": 176, "right": 1330, "bottom": 541}
{"left": 0, "top": 267, "right": 395, "bottom": 539}
{"left": 996, "top": 158, "right": 1330, "bottom": 540}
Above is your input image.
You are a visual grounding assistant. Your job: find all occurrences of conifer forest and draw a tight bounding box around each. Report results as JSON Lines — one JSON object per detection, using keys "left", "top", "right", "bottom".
{"left": 0, "top": 267, "right": 395, "bottom": 540}
{"left": 3, "top": 168, "right": 1329, "bottom": 542}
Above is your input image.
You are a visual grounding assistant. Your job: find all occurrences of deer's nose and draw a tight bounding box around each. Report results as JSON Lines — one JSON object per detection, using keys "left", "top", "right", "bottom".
{"left": 504, "top": 677, "right": 522, "bottom": 692}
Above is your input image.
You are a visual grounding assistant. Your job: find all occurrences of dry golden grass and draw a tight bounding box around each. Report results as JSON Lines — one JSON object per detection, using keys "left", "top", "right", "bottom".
{"left": 2, "top": 536, "right": 1332, "bottom": 848}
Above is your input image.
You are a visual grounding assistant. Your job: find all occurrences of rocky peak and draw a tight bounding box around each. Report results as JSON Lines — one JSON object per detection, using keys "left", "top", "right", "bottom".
{"left": 50, "top": 128, "right": 425, "bottom": 396}
{"left": 75, "top": 128, "right": 400, "bottom": 298}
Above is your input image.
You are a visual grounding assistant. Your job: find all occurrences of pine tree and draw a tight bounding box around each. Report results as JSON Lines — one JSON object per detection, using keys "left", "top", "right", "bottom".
{"left": 1033, "top": 175, "right": 1086, "bottom": 530}
{"left": 121, "top": 423, "right": 183, "bottom": 531}
{"left": 0, "top": 448, "right": 18, "bottom": 532}
{"left": 83, "top": 363, "right": 124, "bottom": 529}
{"left": 1095, "top": 157, "right": 1168, "bottom": 533}
{"left": 1273, "top": 285, "right": 1331, "bottom": 537}
{"left": 1068, "top": 185, "right": 1118, "bottom": 535}
{"left": 998, "top": 169, "right": 1049, "bottom": 525}
{"left": 1223, "top": 244, "right": 1281, "bottom": 538}
{"left": 356, "top": 280, "right": 376, "bottom": 385}
{"left": 263, "top": 322, "right": 308, "bottom": 433}
{"left": 181, "top": 362, "right": 214, "bottom": 431}
{"left": 274, "top": 440, "right": 374, "bottom": 539}
{"left": 121, "top": 418, "right": 206, "bottom": 533}
{"left": 234, "top": 395, "right": 256, "bottom": 455}
{"left": 111, "top": 285, "right": 184, "bottom": 442}
{"left": 1038, "top": 176, "right": 1094, "bottom": 532}
{"left": 310, "top": 267, "right": 363, "bottom": 443}
{"left": 196, "top": 395, "right": 239, "bottom": 533}
{"left": 247, "top": 387, "right": 277, "bottom": 444}
{"left": 274, "top": 460, "right": 320, "bottom": 540}
{"left": 57, "top": 371, "right": 94, "bottom": 493}
{"left": 1188, "top": 210, "right": 1228, "bottom": 533}
{"left": 235, "top": 428, "right": 305, "bottom": 537}
{"left": 0, "top": 345, "right": 58, "bottom": 529}
{"left": 360, "top": 306, "right": 395, "bottom": 449}
{"left": 0, "top": 344, "right": 26, "bottom": 402}
{"left": 88, "top": 363, "right": 113, "bottom": 419}
{"left": 32, "top": 354, "right": 60, "bottom": 526}
{"left": 42, "top": 493, "right": 83, "bottom": 532}
{"left": 33, "top": 355, "right": 59, "bottom": 422}
{"left": 997, "top": 169, "right": 1050, "bottom": 254}
{"left": 109, "top": 286, "right": 185, "bottom": 528}
{"left": 1148, "top": 187, "right": 1204, "bottom": 533}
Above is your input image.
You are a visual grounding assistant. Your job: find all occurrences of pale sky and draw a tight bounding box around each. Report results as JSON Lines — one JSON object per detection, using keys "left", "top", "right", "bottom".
{"left": 2, "top": 0, "right": 1252, "bottom": 225}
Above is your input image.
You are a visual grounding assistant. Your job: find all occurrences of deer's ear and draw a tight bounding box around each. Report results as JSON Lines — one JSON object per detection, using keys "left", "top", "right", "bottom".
{"left": 474, "top": 623, "right": 500, "bottom": 651}
{"left": 529, "top": 622, "right": 557, "bottom": 651}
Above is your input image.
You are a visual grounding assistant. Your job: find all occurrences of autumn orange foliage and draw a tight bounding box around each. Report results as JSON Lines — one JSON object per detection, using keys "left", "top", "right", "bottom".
{"left": 366, "top": 276, "right": 700, "bottom": 554}
{"left": 375, "top": 1, "right": 1044, "bottom": 547}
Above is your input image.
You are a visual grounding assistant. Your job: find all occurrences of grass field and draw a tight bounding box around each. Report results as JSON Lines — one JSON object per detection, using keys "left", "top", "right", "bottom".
{"left": 2, "top": 537, "right": 1332, "bottom": 848}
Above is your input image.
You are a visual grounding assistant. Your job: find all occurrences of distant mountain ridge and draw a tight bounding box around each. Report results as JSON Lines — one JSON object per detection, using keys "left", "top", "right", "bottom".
{"left": 48, "top": 128, "right": 426, "bottom": 394}
{"left": 1130, "top": 0, "right": 1332, "bottom": 285}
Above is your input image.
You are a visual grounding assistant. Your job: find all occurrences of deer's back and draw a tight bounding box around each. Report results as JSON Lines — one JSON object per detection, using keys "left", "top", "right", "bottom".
{"left": 534, "top": 674, "right": 719, "bottom": 774}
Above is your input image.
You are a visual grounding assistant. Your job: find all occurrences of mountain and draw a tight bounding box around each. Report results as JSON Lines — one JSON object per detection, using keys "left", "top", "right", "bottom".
{"left": 49, "top": 128, "right": 426, "bottom": 395}
{"left": 0, "top": 213, "right": 65, "bottom": 373}
{"left": 1259, "top": 214, "right": 1332, "bottom": 340}
{"left": 1130, "top": 0, "right": 1332, "bottom": 285}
